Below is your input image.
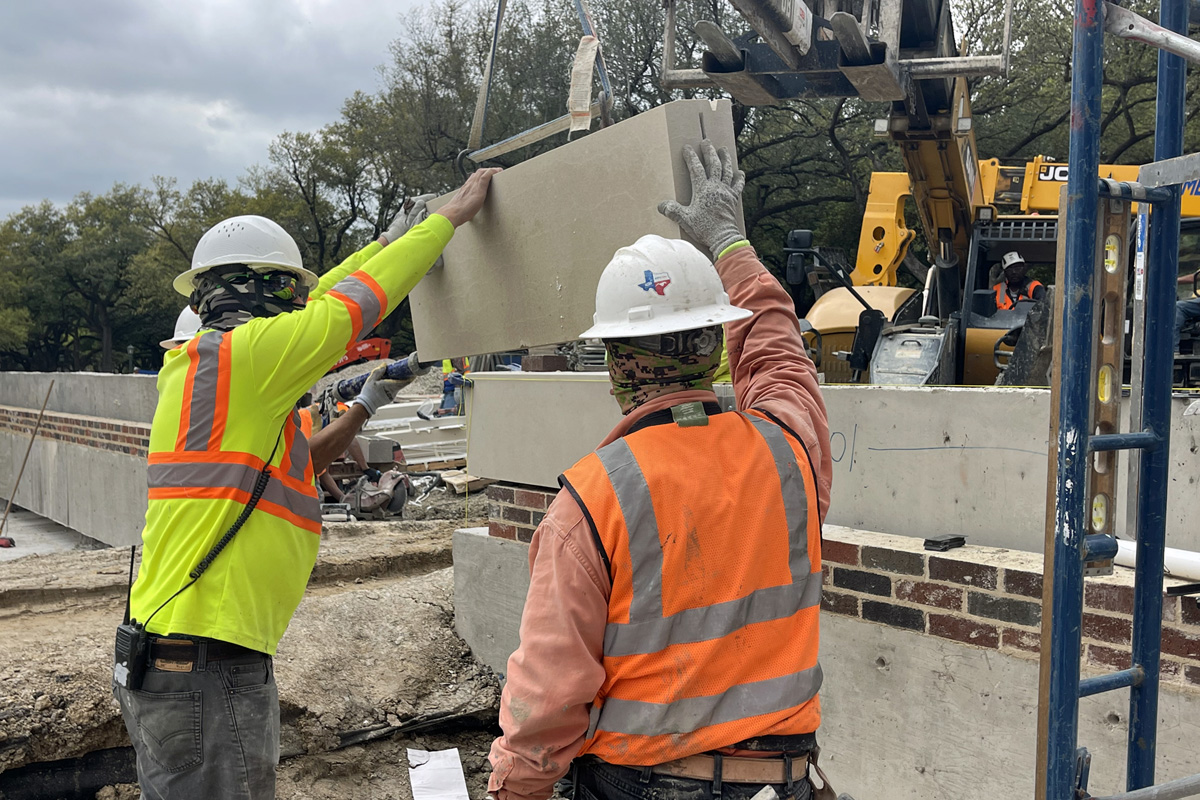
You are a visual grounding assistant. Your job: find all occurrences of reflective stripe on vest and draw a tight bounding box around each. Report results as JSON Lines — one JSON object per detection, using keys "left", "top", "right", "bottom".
{"left": 563, "top": 409, "right": 823, "bottom": 760}
{"left": 155, "top": 330, "right": 321, "bottom": 534}
{"left": 326, "top": 272, "right": 387, "bottom": 342}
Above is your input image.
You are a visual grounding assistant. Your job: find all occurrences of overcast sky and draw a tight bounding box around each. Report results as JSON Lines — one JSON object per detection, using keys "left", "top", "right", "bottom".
{"left": 0, "top": 0, "right": 428, "bottom": 218}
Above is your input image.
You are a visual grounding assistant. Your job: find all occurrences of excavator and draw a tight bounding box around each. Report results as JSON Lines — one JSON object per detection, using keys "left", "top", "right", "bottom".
{"left": 658, "top": 0, "right": 1200, "bottom": 386}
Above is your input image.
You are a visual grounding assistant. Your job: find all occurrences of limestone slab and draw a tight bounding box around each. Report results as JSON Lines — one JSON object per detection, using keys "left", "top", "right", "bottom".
{"left": 412, "top": 99, "right": 742, "bottom": 359}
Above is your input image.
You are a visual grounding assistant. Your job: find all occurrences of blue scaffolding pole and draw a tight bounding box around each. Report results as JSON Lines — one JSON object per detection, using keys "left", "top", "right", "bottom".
{"left": 1042, "top": 0, "right": 1197, "bottom": 795}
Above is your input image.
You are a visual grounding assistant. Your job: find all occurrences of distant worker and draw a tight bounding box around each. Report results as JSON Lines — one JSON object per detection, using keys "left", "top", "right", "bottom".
{"left": 994, "top": 251, "right": 1046, "bottom": 310}
{"left": 440, "top": 357, "right": 470, "bottom": 415}
{"left": 114, "top": 170, "right": 499, "bottom": 799}
{"left": 487, "top": 142, "right": 836, "bottom": 800}
{"left": 1175, "top": 271, "right": 1200, "bottom": 352}
{"left": 159, "top": 307, "right": 202, "bottom": 350}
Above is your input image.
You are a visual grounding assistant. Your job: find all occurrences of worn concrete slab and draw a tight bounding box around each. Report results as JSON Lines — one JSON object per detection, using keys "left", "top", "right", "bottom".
{"left": 0, "top": 509, "right": 93, "bottom": 562}
{"left": 412, "top": 99, "right": 742, "bottom": 359}
{"left": 0, "top": 372, "right": 157, "bottom": 423}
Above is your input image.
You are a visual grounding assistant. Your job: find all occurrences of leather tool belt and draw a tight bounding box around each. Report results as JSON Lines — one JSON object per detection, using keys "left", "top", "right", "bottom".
{"left": 650, "top": 746, "right": 837, "bottom": 799}
{"left": 148, "top": 637, "right": 262, "bottom": 672}
{"left": 651, "top": 753, "right": 811, "bottom": 784}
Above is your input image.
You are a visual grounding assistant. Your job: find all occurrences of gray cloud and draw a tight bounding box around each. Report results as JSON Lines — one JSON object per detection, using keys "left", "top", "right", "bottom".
{"left": 0, "top": 0, "right": 428, "bottom": 217}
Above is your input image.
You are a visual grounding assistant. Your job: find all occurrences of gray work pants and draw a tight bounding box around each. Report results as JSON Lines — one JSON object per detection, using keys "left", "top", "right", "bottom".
{"left": 114, "top": 650, "right": 279, "bottom": 800}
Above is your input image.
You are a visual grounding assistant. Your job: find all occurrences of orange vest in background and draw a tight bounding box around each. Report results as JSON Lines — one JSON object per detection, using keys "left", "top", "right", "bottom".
{"left": 560, "top": 408, "right": 823, "bottom": 766}
{"left": 995, "top": 279, "right": 1044, "bottom": 310}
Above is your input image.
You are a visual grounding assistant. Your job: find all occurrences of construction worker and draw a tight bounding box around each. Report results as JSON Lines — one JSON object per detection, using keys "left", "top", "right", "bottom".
{"left": 993, "top": 251, "right": 1046, "bottom": 310}
{"left": 1175, "top": 271, "right": 1200, "bottom": 352}
{"left": 114, "top": 170, "right": 499, "bottom": 799}
{"left": 159, "top": 307, "right": 202, "bottom": 350}
{"left": 488, "top": 141, "right": 834, "bottom": 800}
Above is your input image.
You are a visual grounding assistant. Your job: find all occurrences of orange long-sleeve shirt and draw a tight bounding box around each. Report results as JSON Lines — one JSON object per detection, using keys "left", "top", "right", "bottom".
{"left": 487, "top": 244, "right": 833, "bottom": 800}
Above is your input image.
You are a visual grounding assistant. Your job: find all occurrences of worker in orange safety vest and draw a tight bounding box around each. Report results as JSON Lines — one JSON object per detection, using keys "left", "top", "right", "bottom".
{"left": 114, "top": 169, "right": 499, "bottom": 800}
{"left": 487, "top": 141, "right": 839, "bottom": 800}
{"left": 993, "top": 251, "right": 1046, "bottom": 310}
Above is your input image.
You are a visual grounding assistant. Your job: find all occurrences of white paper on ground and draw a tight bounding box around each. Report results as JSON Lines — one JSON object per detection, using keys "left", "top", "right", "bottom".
{"left": 408, "top": 748, "right": 471, "bottom": 800}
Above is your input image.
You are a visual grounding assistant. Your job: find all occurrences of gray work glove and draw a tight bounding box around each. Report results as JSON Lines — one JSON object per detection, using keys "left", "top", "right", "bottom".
{"left": 657, "top": 140, "right": 746, "bottom": 260}
{"left": 381, "top": 193, "right": 438, "bottom": 245}
{"left": 350, "top": 363, "right": 405, "bottom": 417}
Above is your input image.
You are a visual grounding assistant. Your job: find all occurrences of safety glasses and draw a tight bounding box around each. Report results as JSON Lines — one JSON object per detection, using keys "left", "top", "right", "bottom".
{"left": 222, "top": 269, "right": 306, "bottom": 302}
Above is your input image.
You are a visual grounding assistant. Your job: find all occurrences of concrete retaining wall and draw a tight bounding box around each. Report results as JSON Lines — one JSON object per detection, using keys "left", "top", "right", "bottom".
{"left": 0, "top": 373, "right": 154, "bottom": 547}
{"left": 465, "top": 374, "right": 1200, "bottom": 554}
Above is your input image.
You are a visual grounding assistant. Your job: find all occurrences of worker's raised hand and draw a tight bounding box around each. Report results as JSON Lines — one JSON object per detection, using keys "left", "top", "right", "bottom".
{"left": 380, "top": 193, "right": 437, "bottom": 246}
{"left": 658, "top": 140, "right": 746, "bottom": 260}
{"left": 436, "top": 167, "right": 503, "bottom": 228}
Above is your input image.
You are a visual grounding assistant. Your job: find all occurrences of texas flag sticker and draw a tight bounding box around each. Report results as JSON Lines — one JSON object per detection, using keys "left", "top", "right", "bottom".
{"left": 638, "top": 269, "right": 671, "bottom": 296}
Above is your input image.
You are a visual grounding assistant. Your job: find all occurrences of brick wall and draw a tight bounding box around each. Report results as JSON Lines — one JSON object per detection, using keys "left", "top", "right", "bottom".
{"left": 484, "top": 481, "right": 1200, "bottom": 690}
{"left": 485, "top": 484, "right": 558, "bottom": 543}
{"left": 0, "top": 404, "right": 150, "bottom": 458}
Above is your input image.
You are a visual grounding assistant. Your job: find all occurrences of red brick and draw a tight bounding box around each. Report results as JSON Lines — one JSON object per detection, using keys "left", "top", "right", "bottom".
{"left": 514, "top": 489, "right": 551, "bottom": 511}
{"left": 929, "top": 557, "right": 998, "bottom": 589}
{"left": 1003, "top": 569, "right": 1044, "bottom": 599}
{"left": 486, "top": 484, "right": 515, "bottom": 503}
{"left": 821, "top": 590, "right": 859, "bottom": 616}
{"left": 501, "top": 505, "right": 531, "bottom": 525}
{"left": 1003, "top": 629, "right": 1042, "bottom": 653}
{"left": 821, "top": 540, "right": 859, "bottom": 566}
{"left": 894, "top": 580, "right": 964, "bottom": 610}
{"left": 1181, "top": 598, "right": 1200, "bottom": 627}
{"left": 1083, "top": 613, "right": 1132, "bottom": 645}
{"left": 1087, "top": 644, "right": 1130, "bottom": 670}
{"left": 1160, "top": 660, "right": 1182, "bottom": 681}
{"left": 1185, "top": 665, "right": 1200, "bottom": 686}
{"left": 929, "top": 614, "right": 1000, "bottom": 648}
{"left": 821, "top": 564, "right": 832, "bottom": 586}
{"left": 488, "top": 521, "right": 517, "bottom": 540}
{"left": 1085, "top": 582, "right": 1133, "bottom": 614}
{"left": 1161, "top": 626, "right": 1200, "bottom": 660}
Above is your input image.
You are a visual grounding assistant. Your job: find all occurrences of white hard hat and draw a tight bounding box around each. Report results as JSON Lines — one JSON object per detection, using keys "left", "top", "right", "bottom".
{"left": 172, "top": 215, "right": 318, "bottom": 297}
{"left": 160, "top": 307, "right": 202, "bottom": 349}
{"left": 579, "top": 235, "right": 751, "bottom": 339}
{"left": 1001, "top": 251, "right": 1026, "bottom": 270}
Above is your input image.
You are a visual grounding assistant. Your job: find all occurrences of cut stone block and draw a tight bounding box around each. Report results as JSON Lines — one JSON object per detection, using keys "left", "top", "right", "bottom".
{"left": 412, "top": 99, "right": 742, "bottom": 360}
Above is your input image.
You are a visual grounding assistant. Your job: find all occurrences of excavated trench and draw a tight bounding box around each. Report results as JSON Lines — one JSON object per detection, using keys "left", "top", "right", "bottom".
{"left": 0, "top": 517, "right": 502, "bottom": 800}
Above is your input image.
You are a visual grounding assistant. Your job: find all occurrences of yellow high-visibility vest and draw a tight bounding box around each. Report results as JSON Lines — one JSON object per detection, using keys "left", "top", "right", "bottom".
{"left": 131, "top": 216, "right": 454, "bottom": 654}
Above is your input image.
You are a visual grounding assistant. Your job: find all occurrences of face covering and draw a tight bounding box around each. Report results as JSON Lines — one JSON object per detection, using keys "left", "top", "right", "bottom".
{"left": 191, "top": 265, "right": 308, "bottom": 331}
{"left": 605, "top": 326, "right": 723, "bottom": 415}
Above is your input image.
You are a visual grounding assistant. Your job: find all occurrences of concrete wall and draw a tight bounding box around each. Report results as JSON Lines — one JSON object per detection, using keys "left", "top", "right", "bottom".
{"left": 464, "top": 374, "right": 1200, "bottom": 554}
{"left": 0, "top": 372, "right": 154, "bottom": 547}
{"left": 452, "top": 526, "right": 1200, "bottom": 800}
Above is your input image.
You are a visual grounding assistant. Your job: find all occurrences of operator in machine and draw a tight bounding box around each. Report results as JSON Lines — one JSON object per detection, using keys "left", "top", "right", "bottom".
{"left": 994, "top": 251, "right": 1046, "bottom": 310}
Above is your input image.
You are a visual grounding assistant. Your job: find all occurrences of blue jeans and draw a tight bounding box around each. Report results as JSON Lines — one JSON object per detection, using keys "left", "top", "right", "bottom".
{"left": 1176, "top": 298, "right": 1200, "bottom": 352}
{"left": 114, "top": 650, "right": 279, "bottom": 800}
{"left": 574, "top": 757, "right": 815, "bottom": 800}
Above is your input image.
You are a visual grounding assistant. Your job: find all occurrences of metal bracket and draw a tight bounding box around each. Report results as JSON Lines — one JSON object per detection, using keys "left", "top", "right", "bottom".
{"left": 1105, "top": 2, "right": 1200, "bottom": 65}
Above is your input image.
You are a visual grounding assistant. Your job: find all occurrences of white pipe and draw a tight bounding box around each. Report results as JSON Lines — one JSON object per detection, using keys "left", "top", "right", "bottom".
{"left": 1091, "top": 771, "right": 1200, "bottom": 800}
{"left": 1116, "top": 539, "right": 1200, "bottom": 583}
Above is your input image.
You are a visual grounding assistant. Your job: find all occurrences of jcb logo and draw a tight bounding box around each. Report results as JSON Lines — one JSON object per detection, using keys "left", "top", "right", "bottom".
{"left": 1037, "top": 164, "right": 1070, "bottom": 182}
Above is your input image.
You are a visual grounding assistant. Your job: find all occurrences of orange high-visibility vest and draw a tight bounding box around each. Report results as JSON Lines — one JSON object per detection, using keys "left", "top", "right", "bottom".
{"left": 560, "top": 408, "right": 824, "bottom": 766}
{"left": 994, "top": 279, "right": 1044, "bottom": 310}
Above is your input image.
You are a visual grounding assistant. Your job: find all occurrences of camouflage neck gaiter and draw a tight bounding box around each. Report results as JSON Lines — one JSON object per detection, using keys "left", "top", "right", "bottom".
{"left": 191, "top": 267, "right": 303, "bottom": 331}
{"left": 606, "top": 327, "right": 723, "bottom": 415}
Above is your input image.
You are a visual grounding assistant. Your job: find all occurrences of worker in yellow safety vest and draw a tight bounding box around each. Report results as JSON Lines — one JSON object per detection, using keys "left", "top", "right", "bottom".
{"left": 487, "top": 142, "right": 838, "bottom": 800}
{"left": 113, "top": 169, "right": 499, "bottom": 799}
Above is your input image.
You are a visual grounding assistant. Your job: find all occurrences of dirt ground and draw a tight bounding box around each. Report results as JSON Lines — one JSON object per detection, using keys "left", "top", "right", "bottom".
{"left": 0, "top": 513, "right": 501, "bottom": 800}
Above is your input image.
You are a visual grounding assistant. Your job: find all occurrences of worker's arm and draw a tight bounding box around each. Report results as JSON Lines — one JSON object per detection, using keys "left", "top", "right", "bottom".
{"left": 243, "top": 169, "right": 500, "bottom": 415}
{"left": 310, "top": 241, "right": 383, "bottom": 301}
{"left": 1030, "top": 282, "right": 1047, "bottom": 302}
{"left": 660, "top": 141, "right": 832, "bottom": 516}
{"left": 488, "top": 493, "right": 610, "bottom": 800}
{"left": 309, "top": 405, "right": 369, "bottom": 475}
